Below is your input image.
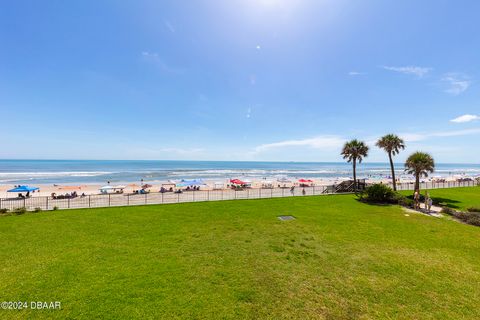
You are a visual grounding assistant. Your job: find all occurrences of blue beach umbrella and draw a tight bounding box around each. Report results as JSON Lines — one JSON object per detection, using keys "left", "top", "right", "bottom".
{"left": 7, "top": 185, "right": 40, "bottom": 193}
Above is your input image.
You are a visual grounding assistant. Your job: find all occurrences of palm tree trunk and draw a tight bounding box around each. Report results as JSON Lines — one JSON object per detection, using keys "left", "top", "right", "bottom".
{"left": 388, "top": 152, "right": 396, "bottom": 191}
{"left": 353, "top": 159, "right": 357, "bottom": 193}
{"left": 415, "top": 172, "right": 420, "bottom": 193}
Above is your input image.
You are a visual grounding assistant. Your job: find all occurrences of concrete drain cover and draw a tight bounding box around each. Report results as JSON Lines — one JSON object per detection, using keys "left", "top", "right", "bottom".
{"left": 278, "top": 215, "right": 296, "bottom": 221}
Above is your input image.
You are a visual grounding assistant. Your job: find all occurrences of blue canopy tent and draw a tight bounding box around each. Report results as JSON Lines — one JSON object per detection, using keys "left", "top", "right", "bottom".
{"left": 7, "top": 185, "right": 39, "bottom": 193}
{"left": 175, "top": 179, "right": 206, "bottom": 187}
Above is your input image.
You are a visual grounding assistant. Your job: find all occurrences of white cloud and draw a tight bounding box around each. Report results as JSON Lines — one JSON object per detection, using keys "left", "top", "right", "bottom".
{"left": 254, "top": 136, "right": 346, "bottom": 153}
{"left": 252, "top": 128, "right": 480, "bottom": 159}
{"left": 442, "top": 73, "right": 471, "bottom": 95}
{"left": 450, "top": 114, "right": 480, "bottom": 123}
{"left": 382, "top": 65, "right": 431, "bottom": 77}
{"left": 141, "top": 51, "right": 158, "bottom": 58}
{"left": 400, "top": 128, "right": 480, "bottom": 142}
{"left": 398, "top": 133, "right": 426, "bottom": 142}
{"left": 432, "top": 128, "right": 480, "bottom": 137}
{"left": 348, "top": 71, "right": 365, "bottom": 76}
{"left": 246, "top": 107, "right": 252, "bottom": 119}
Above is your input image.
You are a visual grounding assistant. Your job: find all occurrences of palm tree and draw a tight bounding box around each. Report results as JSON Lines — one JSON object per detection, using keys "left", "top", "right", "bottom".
{"left": 404, "top": 152, "right": 435, "bottom": 193}
{"left": 341, "top": 139, "right": 369, "bottom": 192}
{"left": 376, "top": 134, "right": 405, "bottom": 191}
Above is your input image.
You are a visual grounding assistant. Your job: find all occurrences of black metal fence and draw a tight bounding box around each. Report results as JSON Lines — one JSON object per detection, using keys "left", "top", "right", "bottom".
{"left": 0, "top": 180, "right": 476, "bottom": 211}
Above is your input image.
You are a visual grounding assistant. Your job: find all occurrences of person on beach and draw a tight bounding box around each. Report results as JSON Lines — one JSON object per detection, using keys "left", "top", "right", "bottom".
{"left": 427, "top": 197, "right": 433, "bottom": 213}
{"left": 414, "top": 190, "right": 420, "bottom": 210}
{"left": 290, "top": 186, "right": 295, "bottom": 195}
{"left": 302, "top": 188, "right": 306, "bottom": 196}
{"left": 424, "top": 192, "right": 430, "bottom": 212}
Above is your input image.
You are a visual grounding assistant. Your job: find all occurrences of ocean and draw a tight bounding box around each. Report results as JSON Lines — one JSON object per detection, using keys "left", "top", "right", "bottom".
{"left": 0, "top": 160, "right": 479, "bottom": 185}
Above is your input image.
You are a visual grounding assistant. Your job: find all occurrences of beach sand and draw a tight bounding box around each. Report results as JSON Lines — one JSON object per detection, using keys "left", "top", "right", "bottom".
{"left": 0, "top": 177, "right": 414, "bottom": 199}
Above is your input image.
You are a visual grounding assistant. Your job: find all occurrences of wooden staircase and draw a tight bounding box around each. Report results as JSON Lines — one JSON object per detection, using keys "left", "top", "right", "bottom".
{"left": 323, "top": 179, "right": 367, "bottom": 194}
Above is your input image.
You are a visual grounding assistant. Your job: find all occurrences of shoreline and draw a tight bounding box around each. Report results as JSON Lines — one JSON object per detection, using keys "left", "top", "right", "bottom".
{"left": 1, "top": 175, "right": 476, "bottom": 198}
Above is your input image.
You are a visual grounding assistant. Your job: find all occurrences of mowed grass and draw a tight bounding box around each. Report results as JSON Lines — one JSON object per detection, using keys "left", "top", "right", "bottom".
{"left": 1, "top": 195, "right": 480, "bottom": 319}
{"left": 401, "top": 186, "right": 480, "bottom": 210}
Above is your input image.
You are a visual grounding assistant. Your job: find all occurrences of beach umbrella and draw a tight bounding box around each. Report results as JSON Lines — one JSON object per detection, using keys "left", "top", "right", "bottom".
{"left": 7, "top": 185, "right": 39, "bottom": 193}
{"left": 298, "top": 179, "right": 313, "bottom": 183}
{"left": 230, "top": 179, "right": 246, "bottom": 185}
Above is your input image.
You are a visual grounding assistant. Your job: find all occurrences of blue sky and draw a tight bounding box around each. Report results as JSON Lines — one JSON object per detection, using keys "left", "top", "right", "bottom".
{"left": 1, "top": 0, "right": 479, "bottom": 163}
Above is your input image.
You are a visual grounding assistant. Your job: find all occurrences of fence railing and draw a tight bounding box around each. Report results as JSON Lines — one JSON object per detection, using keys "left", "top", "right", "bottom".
{"left": 393, "top": 180, "right": 476, "bottom": 191}
{"left": 0, "top": 180, "right": 476, "bottom": 211}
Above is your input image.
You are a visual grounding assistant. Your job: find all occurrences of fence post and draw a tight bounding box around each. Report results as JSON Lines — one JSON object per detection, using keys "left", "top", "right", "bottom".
{"left": 207, "top": 190, "right": 209, "bottom": 201}
{"left": 161, "top": 192, "right": 164, "bottom": 204}
{"left": 221, "top": 189, "right": 223, "bottom": 200}
{"left": 127, "top": 194, "right": 130, "bottom": 206}
{"left": 89, "top": 195, "right": 91, "bottom": 208}
{"left": 259, "top": 188, "right": 262, "bottom": 198}
{"left": 46, "top": 197, "right": 48, "bottom": 210}
{"left": 0, "top": 198, "right": 2, "bottom": 210}
{"left": 247, "top": 189, "right": 249, "bottom": 199}
{"left": 193, "top": 191, "right": 195, "bottom": 202}
{"left": 109, "top": 194, "right": 111, "bottom": 207}
{"left": 68, "top": 198, "right": 70, "bottom": 209}
{"left": 145, "top": 193, "right": 147, "bottom": 205}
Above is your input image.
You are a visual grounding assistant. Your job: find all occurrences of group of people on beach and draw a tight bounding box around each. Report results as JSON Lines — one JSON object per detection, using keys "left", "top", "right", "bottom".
{"left": 413, "top": 190, "right": 433, "bottom": 213}
{"left": 50, "top": 191, "right": 86, "bottom": 200}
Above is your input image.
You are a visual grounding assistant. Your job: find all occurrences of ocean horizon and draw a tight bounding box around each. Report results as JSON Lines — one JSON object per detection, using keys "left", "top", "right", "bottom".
{"left": 0, "top": 159, "right": 479, "bottom": 185}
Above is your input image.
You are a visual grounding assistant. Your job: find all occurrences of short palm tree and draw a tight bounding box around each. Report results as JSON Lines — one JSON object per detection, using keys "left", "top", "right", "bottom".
{"left": 341, "top": 139, "right": 369, "bottom": 192}
{"left": 404, "top": 152, "right": 435, "bottom": 192}
{"left": 376, "top": 134, "right": 405, "bottom": 191}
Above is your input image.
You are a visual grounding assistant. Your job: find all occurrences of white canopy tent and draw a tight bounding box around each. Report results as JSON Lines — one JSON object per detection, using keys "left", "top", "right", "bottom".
{"left": 213, "top": 182, "right": 225, "bottom": 190}
{"left": 99, "top": 185, "right": 125, "bottom": 194}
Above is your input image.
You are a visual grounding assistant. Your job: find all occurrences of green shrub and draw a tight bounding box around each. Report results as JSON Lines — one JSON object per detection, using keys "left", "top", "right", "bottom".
{"left": 398, "top": 196, "right": 414, "bottom": 208}
{"left": 441, "top": 207, "right": 456, "bottom": 215}
{"left": 53, "top": 206, "right": 59, "bottom": 211}
{"left": 453, "top": 211, "right": 480, "bottom": 227}
{"left": 13, "top": 207, "right": 27, "bottom": 215}
{"left": 466, "top": 215, "right": 480, "bottom": 226}
{"left": 362, "top": 184, "right": 397, "bottom": 204}
{"left": 0, "top": 208, "right": 9, "bottom": 214}
{"left": 34, "top": 207, "right": 42, "bottom": 212}
{"left": 466, "top": 206, "right": 480, "bottom": 213}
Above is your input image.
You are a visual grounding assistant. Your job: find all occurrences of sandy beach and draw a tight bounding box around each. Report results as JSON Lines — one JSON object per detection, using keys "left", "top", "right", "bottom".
{"left": 0, "top": 176, "right": 455, "bottom": 199}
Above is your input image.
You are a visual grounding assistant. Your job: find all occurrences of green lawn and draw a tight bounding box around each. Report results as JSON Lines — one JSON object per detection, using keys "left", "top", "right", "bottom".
{"left": 1, "top": 194, "right": 480, "bottom": 319}
{"left": 401, "top": 186, "right": 480, "bottom": 210}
